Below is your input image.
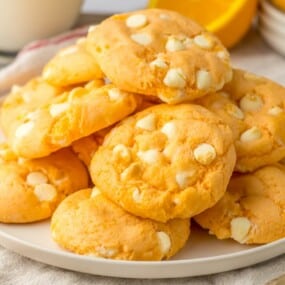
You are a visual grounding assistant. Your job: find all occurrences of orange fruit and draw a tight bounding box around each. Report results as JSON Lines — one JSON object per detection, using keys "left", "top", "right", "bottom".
{"left": 148, "top": 0, "right": 258, "bottom": 48}
{"left": 271, "top": 0, "right": 285, "bottom": 11}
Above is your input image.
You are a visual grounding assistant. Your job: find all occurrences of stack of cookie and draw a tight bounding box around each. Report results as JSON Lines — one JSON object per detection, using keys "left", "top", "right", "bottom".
{"left": 1, "top": 9, "right": 285, "bottom": 261}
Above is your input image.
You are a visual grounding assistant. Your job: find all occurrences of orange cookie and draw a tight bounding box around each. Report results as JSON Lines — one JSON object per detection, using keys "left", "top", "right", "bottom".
{"left": 90, "top": 104, "right": 236, "bottom": 222}
{"left": 71, "top": 127, "right": 111, "bottom": 167}
{"left": 0, "top": 77, "right": 67, "bottom": 138}
{"left": 51, "top": 187, "right": 190, "bottom": 260}
{"left": 43, "top": 37, "right": 104, "bottom": 87}
{"left": 197, "top": 69, "right": 285, "bottom": 172}
{"left": 2, "top": 80, "right": 140, "bottom": 158}
{"left": 87, "top": 9, "right": 232, "bottom": 103}
{"left": 0, "top": 145, "right": 89, "bottom": 223}
{"left": 195, "top": 164, "right": 285, "bottom": 244}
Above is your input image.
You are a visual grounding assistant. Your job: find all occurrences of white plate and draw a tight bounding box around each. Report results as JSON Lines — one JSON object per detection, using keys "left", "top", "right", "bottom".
{"left": 260, "top": 0, "right": 285, "bottom": 25}
{"left": 0, "top": 221, "right": 284, "bottom": 279}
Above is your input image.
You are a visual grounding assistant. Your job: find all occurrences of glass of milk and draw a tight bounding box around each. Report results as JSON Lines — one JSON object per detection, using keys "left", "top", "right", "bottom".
{"left": 0, "top": 0, "right": 83, "bottom": 53}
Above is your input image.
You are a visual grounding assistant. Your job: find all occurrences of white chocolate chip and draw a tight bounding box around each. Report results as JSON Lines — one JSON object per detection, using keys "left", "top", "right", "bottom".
{"left": 150, "top": 58, "right": 167, "bottom": 69}
{"left": 120, "top": 163, "right": 141, "bottom": 182}
{"left": 136, "top": 114, "right": 156, "bottom": 131}
{"left": 161, "top": 121, "right": 176, "bottom": 139}
{"left": 22, "top": 92, "right": 33, "bottom": 103}
{"left": 193, "top": 34, "right": 213, "bottom": 49}
{"left": 162, "top": 144, "right": 173, "bottom": 158}
{"left": 11, "top": 85, "right": 21, "bottom": 93}
{"left": 88, "top": 25, "right": 97, "bottom": 33}
{"left": 176, "top": 169, "right": 197, "bottom": 188}
{"left": 158, "top": 90, "right": 185, "bottom": 104}
{"left": 231, "top": 217, "right": 251, "bottom": 243}
{"left": 159, "top": 13, "right": 170, "bottom": 20}
{"left": 49, "top": 103, "right": 69, "bottom": 117}
{"left": 156, "top": 231, "right": 171, "bottom": 255}
{"left": 226, "top": 104, "right": 245, "bottom": 120}
{"left": 166, "top": 36, "right": 192, "bottom": 52}
{"left": 108, "top": 88, "right": 122, "bottom": 101}
{"left": 126, "top": 14, "right": 147, "bottom": 28}
{"left": 91, "top": 187, "right": 101, "bottom": 198}
{"left": 96, "top": 246, "right": 117, "bottom": 258}
{"left": 34, "top": 183, "right": 57, "bottom": 202}
{"left": 163, "top": 68, "right": 186, "bottom": 88}
{"left": 268, "top": 106, "right": 283, "bottom": 116}
{"left": 132, "top": 187, "right": 142, "bottom": 202}
{"left": 216, "top": 50, "right": 228, "bottom": 60}
{"left": 76, "top": 37, "right": 86, "bottom": 45}
{"left": 193, "top": 143, "right": 216, "bottom": 165}
{"left": 131, "top": 33, "right": 152, "bottom": 46}
{"left": 240, "top": 127, "right": 262, "bottom": 142}
{"left": 166, "top": 37, "right": 185, "bottom": 52}
{"left": 137, "top": 149, "right": 160, "bottom": 164}
{"left": 15, "top": 121, "right": 34, "bottom": 138}
{"left": 113, "top": 144, "right": 131, "bottom": 161}
{"left": 59, "top": 46, "right": 78, "bottom": 57}
{"left": 239, "top": 94, "right": 263, "bottom": 112}
{"left": 196, "top": 70, "right": 212, "bottom": 90}
{"left": 26, "top": 111, "right": 40, "bottom": 121}
{"left": 26, "top": 172, "right": 48, "bottom": 186}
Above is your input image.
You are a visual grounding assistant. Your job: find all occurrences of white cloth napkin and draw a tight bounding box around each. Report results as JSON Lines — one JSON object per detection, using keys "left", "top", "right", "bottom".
{"left": 0, "top": 26, "right": 285, "bottom": 285}
{"left": 0, "top": 26, "right": 88, "bottom": 95}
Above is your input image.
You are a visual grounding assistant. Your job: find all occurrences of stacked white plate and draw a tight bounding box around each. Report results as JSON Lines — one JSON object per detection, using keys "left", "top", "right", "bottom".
{"left": 259, "top": 0, "right": 285, "bottom": 56}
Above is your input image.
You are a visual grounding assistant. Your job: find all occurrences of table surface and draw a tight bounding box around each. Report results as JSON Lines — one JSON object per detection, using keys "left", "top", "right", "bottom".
{"left": 0, "top": 4, "right": 285, "bottom": 285}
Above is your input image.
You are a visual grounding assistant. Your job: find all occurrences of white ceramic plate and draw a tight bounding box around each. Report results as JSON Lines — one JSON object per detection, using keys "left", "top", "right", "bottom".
{"left": 258, "top": 0, "right": 285, "bottom": 57}
{"left": 260, "top": 0, "right": 285, "bottom": 25}
{"left": 0, "top": 221, "right": 284, "bottom": 279}
{"left": 259, "top": 14, "right": 285, "bottom": 56}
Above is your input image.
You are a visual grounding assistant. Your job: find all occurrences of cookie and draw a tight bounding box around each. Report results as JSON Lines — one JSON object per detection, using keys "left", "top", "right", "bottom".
{"left": 2, "top": 80, "right": 140, "bottom": 158}
{"left": 220, "top": 69, "right": 285, "bottom": 172}
{"left": 90, "top": 104, "right": 236, "bottom": 222}
{"left": 71, "top": 135, "right": 99, "bottom": 167}
{"left": 194, "top": 164, "right": 285, "bottom": 244}
{"left": 51, "top": 187, "right": 190, "bottom": 260}
{"left": 71, "top": 127, "right": 110, "bottom": 167}
{"left": 87, "top": 9, "right": 232, "bottom": 104}
{"left": 0, "top": 77, "right": 67, "bottom": 138}
{"left": 0, "top": 145, "right": 89, "bottom": 223}
{"left": 43, "top": 38, "right": 104, "bottom": 87}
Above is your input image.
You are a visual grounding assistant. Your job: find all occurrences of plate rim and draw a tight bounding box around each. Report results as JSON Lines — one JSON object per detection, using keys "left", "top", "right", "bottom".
{"left": 0, "top": 222, "right": 284, "bottom": 279}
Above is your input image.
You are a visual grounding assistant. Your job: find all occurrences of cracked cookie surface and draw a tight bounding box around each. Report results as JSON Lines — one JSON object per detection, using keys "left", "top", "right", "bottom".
{"left": 90, "top": 104, "right": 236, "bottom": 222}
{"left": 87, "top": 9, "right": 232, "bottom": 104}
